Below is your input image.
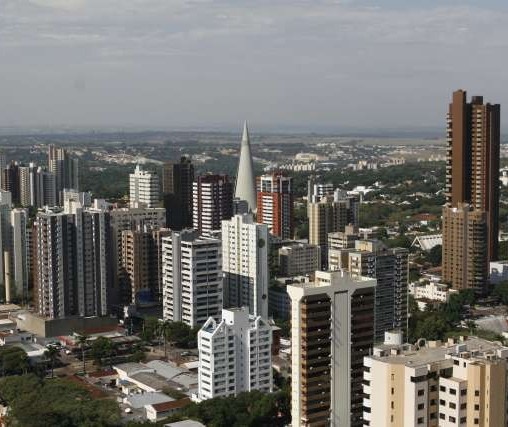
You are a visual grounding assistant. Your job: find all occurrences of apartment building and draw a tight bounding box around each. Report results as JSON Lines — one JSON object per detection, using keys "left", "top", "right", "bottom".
{"left": 278, "top": 242, "right": 321, "bottom": 276}
{"left": 256, "top": 173, "right": 293, "bottom": 239}
{"left": 162, "top": 230, "right": 222, "bottom": 327}
{"left": 197, "top": 307, "right": 272, "bottom": 401}
{"left": 129, "top": 164, "right": 160, "bottom": 208}
{"left": 363, "top": 335, "right": 508, "bottom": 427}
{"left": 222, "top": 214, "right": 269, "bottom": 319}
{"left": 288, "top": 270, "right": 376, "bottom": 427}
{"left": 193, "top": 174, "right": 233, "bottom": 236}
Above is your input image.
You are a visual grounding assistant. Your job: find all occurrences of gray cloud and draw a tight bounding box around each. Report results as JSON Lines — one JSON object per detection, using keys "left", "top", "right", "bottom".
{"left": 0, "top": 0, "right": 507, "bottom": 132}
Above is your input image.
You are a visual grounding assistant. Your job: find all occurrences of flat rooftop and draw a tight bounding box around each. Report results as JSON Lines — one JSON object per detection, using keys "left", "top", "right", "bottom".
{"left": 370, "top": 337, "right": 506, "bottom": 366}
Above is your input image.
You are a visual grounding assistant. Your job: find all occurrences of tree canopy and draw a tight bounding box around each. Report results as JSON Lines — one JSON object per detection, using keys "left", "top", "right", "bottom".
{"left": 0, "top": 374, "right": 120, "bottom": 427}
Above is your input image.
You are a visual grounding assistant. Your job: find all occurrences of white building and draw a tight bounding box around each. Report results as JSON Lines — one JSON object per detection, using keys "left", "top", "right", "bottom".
{"left": 409, "top": 279, "right": 454, "bottom": 303}
{"left": 222, "top": 214, "right": 269, "bottom": 319}
{"left": 162, "top": 230, "right": 222, "bottom": 327}
{"left": 197, "top": 307, "right": 272, "bottom": 401}
{"left": 10, "top": 209, "right": 28, "bottom": 302}
{"left": 129, "top": 164, "right": 159, "bottom": 208}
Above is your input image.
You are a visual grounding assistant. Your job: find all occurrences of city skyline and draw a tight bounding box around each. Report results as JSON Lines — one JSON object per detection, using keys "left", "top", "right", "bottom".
{"left": 1, "top": 1, "right": 508, "bottom": 131}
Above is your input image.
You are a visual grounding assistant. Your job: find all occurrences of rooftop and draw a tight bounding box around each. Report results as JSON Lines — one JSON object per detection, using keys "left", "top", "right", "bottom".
{"left": 145, "top": 360, "right": 185, "bottom": 381}
{"left": 130, "top": 372, "right": 170, "bottom": 391}
{"left": 369, "top": 337, "right": 507, "bottom": 366}
{"left": 165, "top": 421, "right": 206, "bottom": 427}
{"left": 125, "top": 392, "right": 173, "bottom": 409}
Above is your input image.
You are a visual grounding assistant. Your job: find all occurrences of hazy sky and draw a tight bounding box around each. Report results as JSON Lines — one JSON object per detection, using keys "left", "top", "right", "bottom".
{"left": 1, "top": 0, "right": 508, "bottom": 132}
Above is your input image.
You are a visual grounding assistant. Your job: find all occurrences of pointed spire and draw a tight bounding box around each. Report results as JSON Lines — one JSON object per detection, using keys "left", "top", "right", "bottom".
{"left": 235, "top": 121, "right": 257, "bottom": 213}
{"left": 242, "top": 120, "right": 249, "bottom": 144}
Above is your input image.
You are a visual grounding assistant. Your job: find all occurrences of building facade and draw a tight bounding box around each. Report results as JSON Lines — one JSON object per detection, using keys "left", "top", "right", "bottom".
{"left": 193, "top": 174, "right": 233, "bottom": 236}
{"left": 363, "top": 336, "right": 508, "bottom": 427}
{"left": 197, "top": 307, "right": 272, "bottom": 401}
{"left": 222, "top": 214, "right": 269, "bottom": 319}
{"left": 129, "top": 164, "right": 160, "bottom": 208}
{"left": 278, "top": 243, "right": 321, "bottom": 276}
{"left": 288, "top": 270, "right": 376, "bottom": 427}
{"left": 308, "top": 192, "right": 359, "bottom": 268}
{"left": 162, "top": 157, "right": 194, "bottom": 230}
{"left": 344, "top": 240, "right": 409, "bottom": 342}
{"left": 162, "top": 230, "right": 222, "bottom": 327}
{"left": 256, "top": 173, "right": 293, "bottom": 239}
{"left": 443, "top": 90, "right": 500, "bottom": 291}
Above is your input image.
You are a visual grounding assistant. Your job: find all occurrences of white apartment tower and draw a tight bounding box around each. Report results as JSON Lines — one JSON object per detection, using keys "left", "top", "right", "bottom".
{"left": 129, "top": 164, "right": 159, "bottom": 208}
{"left": 222, "top": 214, "right": 269, "bottom": 319}
{"left": 162, "top": 230, "right": 223, "bottom": 327}
{"left": 197, "top": 307, "right": 272, "bottom": 401}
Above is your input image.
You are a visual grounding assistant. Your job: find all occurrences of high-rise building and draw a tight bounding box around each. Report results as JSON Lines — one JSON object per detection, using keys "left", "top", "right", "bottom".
{"left": 48, "top": 145, "right": 79, "bottom": 204}
{"left": 222, "top": 214, "right": 269, "bottom": 319}
{"left": 442, "top": 204, "right": 488, "bottom": 292}
{"left": 197, "top": 307, "right": 272, "bottom": 401}
{"left": 278, "top": 243, "right": 321, "bottom": 276}
{"left": 2, "top": 161, "right": 20, "bottom": 205}
{"left": 34, "top": 205, "right": 112, "bottom": 319}
{"left": 120, "top": 227, "right": 171, "bottom": 305}
{"left": 343, "top": 240, "right": 408, "bottom": 341}
{"left": 256, "top": 173, "right": 293, "bottom": 239}
{"left": 308, "top": 191, "right": 359, "bottom": 268}
{"left": 234, "top": 122, "right": 257, "bottom": 213}
{"left": 162, "top": 230, "right": 222, "bottom": 327}
{"left": 162, "top": 157, "right": 194, "bottom": 230}
{"left": 363, "top": 334, "right": 508, "bottom": 427}
{"left": 0, "top": 152, "right": 6, "bottom": 189}
{"left": 109, "top": 206, "right": 166, "bottom": 305}
{"left": 10, "top": 209, "right": 28, "bottom": 303}
{"left": 129, "top": 164, "right": 160, "bottom": 208}
{"left": 288, "top": 270, "right": 376, "bottom": 427}
{"left": 35, "top": 167, "right": 57, "bottom": 207}
{"left": 18, "top": 163, "right": 37, "bottom": 207}
{"left": 443, "top": 90, "right": 500, "bottom": 291}
{"left": 192, "top": 174, "right": 233, "bottom": 236}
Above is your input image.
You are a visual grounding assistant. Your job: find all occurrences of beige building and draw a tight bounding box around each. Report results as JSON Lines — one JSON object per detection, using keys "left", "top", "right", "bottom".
{"left": 278, "top": 242, "right": 321, "bottom": 276}
{"left": 442, "top": 204, "right": 487, "bottom": 291}
{"left": 308, "top": 194, "right": 358, "bottom": 268}
{"left": 288, "top": 270, "right": 376, "bottom": 427}
{"left": 363, "top": 335, "right": 508, "bottom": 427}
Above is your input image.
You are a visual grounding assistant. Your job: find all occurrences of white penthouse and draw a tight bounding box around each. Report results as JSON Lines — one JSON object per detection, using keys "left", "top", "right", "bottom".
{"left": 162, "top": 230, "right": 222, "bottom": 327}
{"left": 197, "top": 307, "right": 272, "bottom": 401}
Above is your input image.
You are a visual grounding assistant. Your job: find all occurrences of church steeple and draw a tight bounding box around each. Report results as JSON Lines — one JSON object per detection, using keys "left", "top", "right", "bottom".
{"left": 234, "top": 121, "right": 257, "bottom": 213}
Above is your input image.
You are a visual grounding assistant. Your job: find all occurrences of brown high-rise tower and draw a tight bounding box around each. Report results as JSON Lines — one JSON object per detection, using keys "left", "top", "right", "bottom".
{"left": 443, "top": 90, "right": 500, "bottom": 291}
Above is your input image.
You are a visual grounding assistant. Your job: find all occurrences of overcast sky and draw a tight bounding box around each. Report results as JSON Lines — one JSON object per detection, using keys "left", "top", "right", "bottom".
{"left": 1, "top": 0, "right": 507, "bottom": 133}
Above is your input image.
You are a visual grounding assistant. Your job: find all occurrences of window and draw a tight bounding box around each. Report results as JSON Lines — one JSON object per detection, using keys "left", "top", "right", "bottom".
{"left": 417, "top": 417, "right": 424, "bottom": 424}
{"left": 460, "top": 403, "right": 467, "bottom": 410}
{"left": 391, "top": 387, "right": 394, "bottom": 395}
{"left": 440, "top": 399, "right": 446, "bottom": 406}
{"left": 439, "top": 413, "right": 445, "bottom": 420}
{"left": 417, "top": 389, "right": 425, "bottom": 396}
{"left": 417, "top": 403, "right": 424, "bottom": 410}
{"left": 475, "top": 390, "right": 480, "bottom": 397}
{"left": 460, "top": 417, "right": 467, "bottom": 424}
{"left": 449, "top": 402, "right": 456, "bottom": 409}
{"left": 449, "top": 416, "right": 456, "bottom": 423}
{"left": 461, "top": 389, "right": 467, "bottom": 396}
{"left": 440, "top": 386, "right": 446, "bottom": 392}
{"left": 450, "top": 388, "right": 457, "bottom": 396}
{"left": 474, "top": 404, "right": 480, "bottom": 411}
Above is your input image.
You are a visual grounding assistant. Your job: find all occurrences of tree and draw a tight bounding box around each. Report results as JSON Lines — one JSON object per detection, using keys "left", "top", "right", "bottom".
{"left": 427, "top": 245, "right": 442, "bottom": 266}
{"left": 90, "top": 337, "right": 116, "bottom": 368}
{"left": 141, "top": 316, "right": 160, "bottom": 342}
{"left": 75, "top": 333, "right": 89, "bottom": 374}
{"left": 465, "top": 320, "right": 477, "bottom": 335}
{"left": 493, "top": 281, "right": 508, "bottom": 305}
{"left": 0, "top": 347, "right": 29, "bottom": 376}
{"left": 44, "top": 346, "right": 60, "bottom": 378}
{"left": 0, "top": 374, "right": 121, "bottom": 427}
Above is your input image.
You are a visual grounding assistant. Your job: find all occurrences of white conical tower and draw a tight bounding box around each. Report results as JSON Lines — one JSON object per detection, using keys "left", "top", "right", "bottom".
{"left": 234, "top": 121, "right": 257, "bottom": 213}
